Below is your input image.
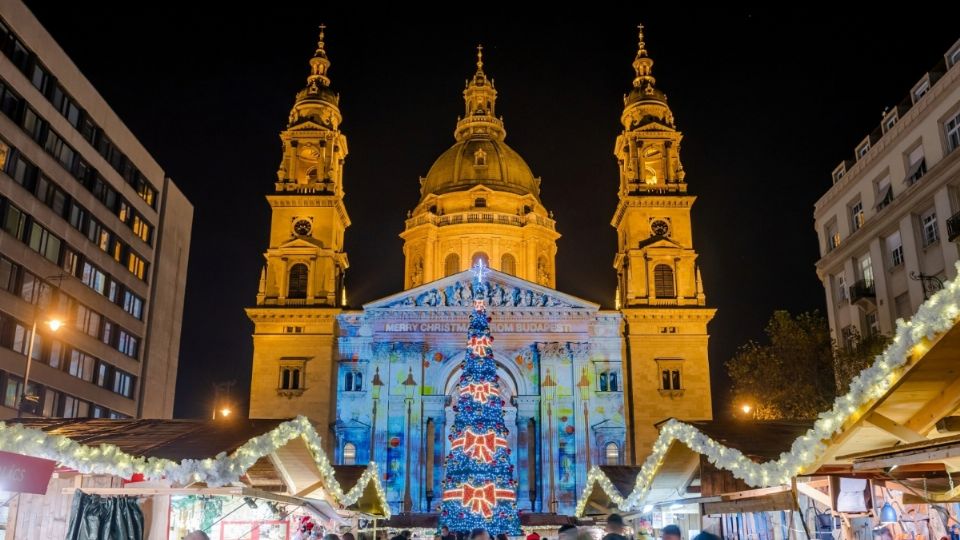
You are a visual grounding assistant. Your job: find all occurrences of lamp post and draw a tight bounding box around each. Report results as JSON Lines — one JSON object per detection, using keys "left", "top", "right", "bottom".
{"left": 577, "top": 366, "right": 591, "bottom": 470}
{"left": 20, "top": 309, "right": 63, "bottom": 413}
{"left": 369, "top": 366, "right": 384, "bottom": 463}
{"left": 542, "top": 369, "right": 558, "bottom": 513}
{"left": 402, "top": 366, "right": 417, "bottom": 512}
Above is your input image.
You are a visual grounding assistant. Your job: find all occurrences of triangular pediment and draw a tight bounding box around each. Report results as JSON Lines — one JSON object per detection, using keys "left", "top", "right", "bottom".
{"left": 276, "top": 236, "right": 326, "bottom": 250}
{"left": 285, "top": 119, "right": 326, "bottom": 131}
{"left": 634, "top": 120, "right": 674, "bottom": 132}
{"left": 637, "top": 235, "right": 684, "bottom": 250}
{"left": 363, "top": 269, "right": 599, "bottom": 310}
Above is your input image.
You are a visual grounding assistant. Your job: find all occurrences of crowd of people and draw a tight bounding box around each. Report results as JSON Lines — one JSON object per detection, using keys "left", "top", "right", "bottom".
{"left": 180, "top": 512, "right": 720, "bottom": 540}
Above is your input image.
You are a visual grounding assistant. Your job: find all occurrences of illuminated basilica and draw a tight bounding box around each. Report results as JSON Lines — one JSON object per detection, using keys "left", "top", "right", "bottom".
{"left": 247, "top": 26, "right": 716, "bottom": 515}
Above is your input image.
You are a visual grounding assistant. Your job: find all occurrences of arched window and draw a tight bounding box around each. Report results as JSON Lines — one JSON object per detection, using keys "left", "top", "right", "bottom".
{"left": 609, "top": 372, "right": 619, "bottom": 392}
{"left": 354, "top": 372, "right": 363, "bottom": 391}
{"left": 605, "top": 442, "right": 619, "bottom": 465}
{"left": 343, "top": 442, "right": 357, "bottom": 465}
{"left": 474, "top": 197, "right": 487, "bottom": 207}
{"left": 288, "top": 264, "right": 309, "bottom": 299}
{"left": 344, "top": 372, "right": 353, "bottom": 391}
{"left": 291, "top": 369, "right": 300, "bottom": 390}
{"left": 501, "top": 253, "right": 517, "bottom": 276}
{"left": 444, "top": 253, "right": 460, "bottom": 276}
{"left": 599, "top": 372, "right": 608, "bottom": 392}
{"left": 472, "top": 252, "right": 489, "bottom": 268}
{"left": 281, "top": 369, "right": 291, "bottom": 390}
{"left": 653, "top": 264, "right": 675, "bottom": 298}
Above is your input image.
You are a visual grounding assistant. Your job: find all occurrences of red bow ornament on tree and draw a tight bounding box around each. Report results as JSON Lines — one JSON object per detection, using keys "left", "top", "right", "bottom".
{"left": 468, "top": 336, "right": 491, "bottom": 356}
{"left": 462, "top": 382, "right": 499, "bottom": 403}
{"left": 442, "top": 482, "right": 516, "bottom": 518}
{"left": 450, "top": 428, "right": 508, "bottom": 463}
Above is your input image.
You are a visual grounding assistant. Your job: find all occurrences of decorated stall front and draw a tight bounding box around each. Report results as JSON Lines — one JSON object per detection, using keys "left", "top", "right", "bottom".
{"left": 577, "top": 261, "right": 960, "bottom": 539}
{"left": 0, "top": 416, "right": 389, "bottom": 539}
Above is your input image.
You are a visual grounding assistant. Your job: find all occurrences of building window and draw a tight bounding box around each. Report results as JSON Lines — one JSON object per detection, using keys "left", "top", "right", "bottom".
{"left": 653, "top": 264, "right": 675, "bottom": 298}
{"left": 832, "top": 165, "right": 846, "bottom": 184}
{"left": 826, "top": 222, "right": 840, "bottom": 251}
{"left": 501, "top": 253, "right": 516, "bottom": 275}
{"left": 857, "top": 140, "right": 870, "bottom": 158}
{"left": 284, "top": 325, "right": 304, "bottom": 333}
{"left": 471, "top": 252, "right": 489, "bottom": 268}
{"left": 884, "top": 113, "right": 898, "bottom": 133}
{"left": 343, "top": 442, "right": 357, "bottom": 465}
{"left": 913, "top": 80, "right": 930, "bottom": 103}
{"left": 474, "top": 198, "right": 487, "bottom": 208}
{"left": 859, "top": 254, "right": 874, "bottom": 287}
{"left": 946, "top": 111, "right": 960, "bottom": 153}
{"left": 886, "top": 231, "right": 903, "bottom": 268}
{"left": 444, "top": 253, "right": 460, "bottom": 276}
{"left": 605, "top": 442, "right": 619, "bottom": 466}
{"left": 895, "top": 293, "right": 912, "bottom": 321}
{"left": 474, "top": 148, "right": 487, "bottom": 166}
{"left": 850, "top": 200, "right": 864, "bottom": 232}
{"left": 344, "top": 370, "right": 363, "bottom": 392}
{"left": 840, "top": 325, "right": 856, "bottom": 353}
{"left": 906, "top": 146, "right": 926, "bottom": 185}
{"left": 921, "top": 209, "right": 939, "bottom": 247}
{"left": 597, "top": 368, "right": 621, "bottom": 392}
{"left": 656, "top": 359, "right": 683, "bottom": 392}
{"left": 280, "top": 366, "right": 302, "bottom": 391}
{"left": 865, "top": 311, "right": 880, "bottom": 337}
{"left": 949, "top": 43, "right": 960, "bottom": 68}
{"left": 288, "top": 263, "right": 308, "bottom": 299}
{"left": 835, "top": 274, "right": 848, "bottom": 303}
{"left": 876, "top": 176, "right": 893, "bottom": 210}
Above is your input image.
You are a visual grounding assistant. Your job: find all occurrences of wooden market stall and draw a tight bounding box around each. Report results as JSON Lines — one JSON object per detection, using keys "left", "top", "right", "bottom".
{"left": 0, "top": 416, "right": 389, "bottom": 539}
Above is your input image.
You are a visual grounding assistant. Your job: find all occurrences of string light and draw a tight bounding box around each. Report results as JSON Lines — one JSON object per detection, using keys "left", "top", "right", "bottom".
{"left": 576, "top": 261, "right": 960, "bottom": 516}
{"left": 0, "top": 415, "right": 390, "bottom": 518}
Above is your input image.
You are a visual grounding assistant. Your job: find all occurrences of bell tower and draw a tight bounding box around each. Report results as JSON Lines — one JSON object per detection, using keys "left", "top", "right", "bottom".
{"left": 613, "top": 26, "right": 716, "bottom": 461}
{"left": 247, "top": 27, "right": 349, "bottom": 445}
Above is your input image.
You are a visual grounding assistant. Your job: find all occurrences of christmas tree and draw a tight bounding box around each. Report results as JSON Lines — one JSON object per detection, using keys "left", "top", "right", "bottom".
{"left": 440, "top": 263, "right": 520, "bottom": 535}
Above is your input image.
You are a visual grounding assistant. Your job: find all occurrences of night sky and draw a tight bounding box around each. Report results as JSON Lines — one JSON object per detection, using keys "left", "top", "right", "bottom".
{"left": 22, "top": 5, "right": 958, "bottom": 419}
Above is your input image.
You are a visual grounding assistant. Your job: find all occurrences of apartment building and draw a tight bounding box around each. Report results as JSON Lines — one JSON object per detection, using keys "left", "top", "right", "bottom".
{"left": 0, "top": 0, "right": 192, "bottom": 418}
{"left": 814, "top": 37, "right": 960, "bottom": 344}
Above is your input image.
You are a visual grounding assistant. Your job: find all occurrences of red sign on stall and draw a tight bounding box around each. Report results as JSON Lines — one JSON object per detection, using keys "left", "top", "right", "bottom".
{"left": 0, "top": 450, "right": 56, "bottom": 494}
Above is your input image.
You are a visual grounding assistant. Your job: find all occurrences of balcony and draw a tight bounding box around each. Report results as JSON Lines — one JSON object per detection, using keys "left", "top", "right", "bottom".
{"left": 850, "top": 279, "right": 876, "bottom": 309}
{"left": 948, "top": 211, "right": 960, "bottom": 242}
{"left": 404, "top": 210, "right": 557, "bottom": 231}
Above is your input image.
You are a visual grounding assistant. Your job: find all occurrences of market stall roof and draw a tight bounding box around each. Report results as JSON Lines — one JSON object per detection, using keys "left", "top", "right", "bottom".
{"left": 576, "top": 263, "right": 960, "bottom": 516}
{"left": 684, "top": 421, "right": 814, "bottom": 462}
{"left": 332, "top": 465, "right": 391, "bottom": 517}
{"left": 0, "top": 416, "right": 390, "bottom": 518}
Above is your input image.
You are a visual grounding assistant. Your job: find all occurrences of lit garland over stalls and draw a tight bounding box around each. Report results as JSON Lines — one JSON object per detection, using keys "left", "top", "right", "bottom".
{"left": 440, "top": 262, "right": 520, "bottom": 534}
{"left": 0, "top": 416, "right": 390, "bottom": 518}
{"left": 575, "top": 261, "right": 960, "bottom": 517}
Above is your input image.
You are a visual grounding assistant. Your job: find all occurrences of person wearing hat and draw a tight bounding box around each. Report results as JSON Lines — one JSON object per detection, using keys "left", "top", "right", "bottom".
{"left": 526, "top": 533, "right": 541, "bottom": 540}
{"left": 602, "top": 514, "right": 628, "bottom": 540}
{"left": 660, "top": 525, "right": 682, "bottom": 540}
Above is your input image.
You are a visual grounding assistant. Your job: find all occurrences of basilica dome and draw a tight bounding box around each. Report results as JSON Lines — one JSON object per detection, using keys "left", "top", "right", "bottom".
{"left": 420, "top": 137, "right": 540, "bottom": 199}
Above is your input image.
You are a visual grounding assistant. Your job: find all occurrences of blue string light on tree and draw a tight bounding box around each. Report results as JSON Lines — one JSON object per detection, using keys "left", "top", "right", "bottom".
{"left": 440, "top": 260, "right": 521, "bottom": 535}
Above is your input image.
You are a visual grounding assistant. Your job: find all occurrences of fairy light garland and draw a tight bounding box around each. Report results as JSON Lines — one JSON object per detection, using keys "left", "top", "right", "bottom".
{"left": 575, "top": 261, "right": 960, "bottom": 517}
{"left": 0, "top": 416, "right": 390, "bottom": 518}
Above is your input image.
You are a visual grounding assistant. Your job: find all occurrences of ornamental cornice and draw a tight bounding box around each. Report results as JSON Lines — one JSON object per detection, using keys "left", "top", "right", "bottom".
{"left": 245, "top": 307, "right": 341, "bottom": 321}
{"left": 358, "top": 308, "right": 599, "bottom": 321}
{"left": 620, "top": 307, "right": 716, "bottom": 322}
{"left": 266, "top": 195, "right": 351, "bottom": 227}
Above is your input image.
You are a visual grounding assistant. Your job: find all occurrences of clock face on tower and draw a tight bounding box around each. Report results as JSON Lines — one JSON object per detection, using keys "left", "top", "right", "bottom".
{"left": 651, "top": 219, "right": 670, "bottom": 237}
{"left": 293, "top": 219, "right": 312, "bottom": 236}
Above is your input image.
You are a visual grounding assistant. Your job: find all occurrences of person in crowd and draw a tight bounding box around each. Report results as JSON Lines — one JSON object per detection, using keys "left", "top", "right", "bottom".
{"left": 496, "top": 533, "right": 509, "bottom": 540}
{"left": 661, "top": 525, "right": 682, "bottom": 540}
{"left": 470, "top": 528, "right": 490, "bottom": 540}
{"left": 558, "top": 524, "right": 578, "bottom": 540}
{"left": 402, "top": 531, "right": 412, "bottom": 540}
{"left": 526, "top": 532, "right": 540, "bottom": 540}
{"left": 343, "top": 533, "right": 356, "bottom": 540}
{"left": 602, "top": 514, "right": 628, "bottom": 540}
{"left": 184, "top": 532, "right": 210, "bottom": 540}
{"left": 324, "top": 534, "right": 341, "bottom": 540}
{"left": 441, "top": 525, "right": 457, "bottom": 540}
{"left": 692, "top": 532, "right": 719, "bottom": 540}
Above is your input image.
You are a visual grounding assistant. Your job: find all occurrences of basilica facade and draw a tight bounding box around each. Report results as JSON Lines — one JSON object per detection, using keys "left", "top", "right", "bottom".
{"left": 247, "top": 27, "right": 715, "bottom": 515}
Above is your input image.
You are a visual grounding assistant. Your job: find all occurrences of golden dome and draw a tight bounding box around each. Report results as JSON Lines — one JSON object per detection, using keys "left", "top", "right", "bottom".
{"left": 421, "top": 138, "right": 540, "bottom": 199}
{"left": 420, "top": 46, "right": 541, "bottom": 200}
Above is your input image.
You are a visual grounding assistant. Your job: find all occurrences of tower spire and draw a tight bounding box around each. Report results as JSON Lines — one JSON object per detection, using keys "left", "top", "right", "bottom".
{"left": 307, "top": 23, "right": 332, "bottom": 87}
{"left": 457, "top": 45, "right": 504, "bottom": 140}
{"left": 632, "top": 23, "right": 656, "bottom": 89}
{"left": 476, "top": 44, "right": 484, "bottom": 73}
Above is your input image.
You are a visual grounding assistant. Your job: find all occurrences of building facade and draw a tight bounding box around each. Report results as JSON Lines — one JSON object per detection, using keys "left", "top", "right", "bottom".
{"left": 0, "top": 0, "right": 193, "bottom": 419}
{"left": 814, "top": 38, "right": 960, "bottom": 344}
{"left": 248, "top": 28, "right": 714, "bottom": 515}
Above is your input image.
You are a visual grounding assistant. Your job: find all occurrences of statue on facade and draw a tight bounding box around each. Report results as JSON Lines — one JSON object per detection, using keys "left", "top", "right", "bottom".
{"left": 411, "top": 258, "right": 424, "bottom": 287}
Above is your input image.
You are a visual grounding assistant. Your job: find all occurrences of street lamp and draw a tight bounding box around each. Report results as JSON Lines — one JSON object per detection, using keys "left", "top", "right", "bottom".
{"left": 369, "top": 366, "right": 385, "bottom": 463}
{"left": 402, "top": 366, "right": 417, "bottom": 512}
{"left": 577, "top": 366, "right": 592, "bottom": 471}
{"left": 541, "top": 369, "right": 558, "bottom": 513}
{"left": 20, "top": 312, "right": 64, "bottom": 413}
